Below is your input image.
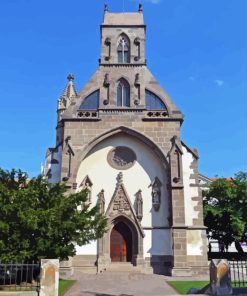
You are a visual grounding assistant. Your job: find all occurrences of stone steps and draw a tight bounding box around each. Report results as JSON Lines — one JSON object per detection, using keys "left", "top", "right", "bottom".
{"left": 73, "top": 266, "right": 97, "bottom": 275}
{"left": 104, "top": 262, "right": 144, "bottom": 273}
{"left": 72, "top": 255, "right": 97, "bottom": 267}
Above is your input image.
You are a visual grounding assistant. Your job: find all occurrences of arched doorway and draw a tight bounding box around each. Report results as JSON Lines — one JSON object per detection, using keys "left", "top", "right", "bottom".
{"left": 110, "top": 221, "right": 132, "bottom": 262}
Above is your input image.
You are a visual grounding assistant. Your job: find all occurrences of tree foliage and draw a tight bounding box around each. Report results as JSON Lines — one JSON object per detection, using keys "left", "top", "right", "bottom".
{"left": 0, "top": 168, "right": 107, "bottom": 262}
{"left": 203, "top": 172, "right": 247, "bottom": 249}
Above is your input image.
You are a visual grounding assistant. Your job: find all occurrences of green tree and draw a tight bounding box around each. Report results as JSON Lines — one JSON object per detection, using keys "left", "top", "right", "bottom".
{"left": 203, "top": 172, "right": 247, "bottom": 251}
{"left": 0, "top": 168, "right": 107, "bottom": 262}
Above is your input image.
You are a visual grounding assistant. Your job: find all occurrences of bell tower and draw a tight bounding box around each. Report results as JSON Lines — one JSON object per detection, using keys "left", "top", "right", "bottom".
{"left": 100, "top": 4, "right": 146, "bottom": 66}
{"left": 97, "top": 4, "right": 148, "bottom": 109}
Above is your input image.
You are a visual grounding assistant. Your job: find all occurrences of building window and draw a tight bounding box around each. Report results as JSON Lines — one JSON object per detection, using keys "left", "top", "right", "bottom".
{"left": 117, "top": 79, "right": 130, "bottom": 107}
{"left": 117, "top": 34, "right": 130, "bottom": 63}
{"left": 145, "top": 90, "right": 167, "bottom": 110}
{"left": 79, "top": 90, "right": 99, "bottom": 110}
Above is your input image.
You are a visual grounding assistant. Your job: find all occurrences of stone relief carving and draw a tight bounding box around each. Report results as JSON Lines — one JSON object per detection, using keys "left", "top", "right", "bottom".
{"left": 97, "top": 189, "right": 105, "bottom": 214}
{"left": 112, "top": 173, "right": 130, "bottom": 213}
{"left": 149, "top": 177, "right": 162, "bottom": 211}
{"left": 107, "top": 146, "right": 136, "bottom": 170}
{"left": 134, "top": 190, "right": 143, "bottom": 221}
{"left": 106, "top": 172, "right": 135, "bottom": 219}
{"left": 113, "top": 188, "right": 130, "bottom": 212}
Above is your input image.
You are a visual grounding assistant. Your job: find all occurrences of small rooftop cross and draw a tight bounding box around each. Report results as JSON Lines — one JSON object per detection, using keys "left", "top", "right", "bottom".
{"left": 67, "top": 73, "right": 74, "bottom": 82}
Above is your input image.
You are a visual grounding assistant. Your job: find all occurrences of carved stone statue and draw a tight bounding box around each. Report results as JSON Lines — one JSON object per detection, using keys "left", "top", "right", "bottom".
{"left": 97, "top": 189, "right": 105, "bottom": 214}
{"left": 134, "top": 190, "right": 143, "bottom": 221}
{"left": 149, "top": 177, "right": 162, "bottom": 211}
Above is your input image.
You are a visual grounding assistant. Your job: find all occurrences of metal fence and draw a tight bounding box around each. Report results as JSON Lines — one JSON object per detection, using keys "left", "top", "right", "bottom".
{"left": 0, "top": 262, "right": 40, "bottom": 294}
{"left": 230, "top": 260, "right": 247, "bottom": 288}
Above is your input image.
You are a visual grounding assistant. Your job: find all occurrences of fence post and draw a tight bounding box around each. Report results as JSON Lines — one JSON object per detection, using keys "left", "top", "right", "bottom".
{"left": 40, "top": 259, "right": 59, "bottom": 296}
{"left": 210, "top": 259, "right": 232, "bottom": 295}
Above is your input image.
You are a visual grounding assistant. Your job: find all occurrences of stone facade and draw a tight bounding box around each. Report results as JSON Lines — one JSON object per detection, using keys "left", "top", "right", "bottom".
{"left": 44, "top": 5, "right": 208, "bottom": 277}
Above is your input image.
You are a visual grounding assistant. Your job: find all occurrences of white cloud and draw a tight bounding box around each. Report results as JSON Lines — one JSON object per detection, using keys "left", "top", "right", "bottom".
{"left": 215, "top": 80, "right": 224, "bottom": 87}
{"left": 148, "top": 0, "right": 161, "bottom": 3}
{"left": 131, "top": 0, "right": 162, "bottom": 4}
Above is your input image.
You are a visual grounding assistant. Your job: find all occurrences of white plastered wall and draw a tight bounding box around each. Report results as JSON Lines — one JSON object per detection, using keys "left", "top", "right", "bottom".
{"left": 75, "top": 133, "right": 172, "bottom": 257}
{"left": 144, "top": 229, "right": 172, "bottom": 257}
{"left": 182, "top": 145, "right": 203, "bottom": 255}
{"left": 182, "top": 146, "right": 199, "bottom": 226}
{"left": 46, "top": 145, "right": 62, "bottom": 184}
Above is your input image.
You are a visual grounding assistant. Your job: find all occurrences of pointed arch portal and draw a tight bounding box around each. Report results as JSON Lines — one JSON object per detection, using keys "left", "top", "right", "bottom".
{"left": 110, "top": 221, "right": 132, "bottom": 262}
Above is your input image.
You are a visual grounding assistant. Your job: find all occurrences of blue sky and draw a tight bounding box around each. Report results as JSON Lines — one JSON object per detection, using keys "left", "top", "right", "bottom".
{"left": 0, "top": 0, "right": 246, "bottom": 177}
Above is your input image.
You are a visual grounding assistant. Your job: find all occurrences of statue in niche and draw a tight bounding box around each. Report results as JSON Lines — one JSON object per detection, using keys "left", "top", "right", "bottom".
{"left": 134, "top": 190, "right": 143, "bottom": 221}
{"left": 97, "top": 189, "right": 105, "bottom": 214}
{"left": 149, "top": 177, "right": 162, "bottom": 211}
{"left": 80, "top": 175, "right": 93, "bottom": 203}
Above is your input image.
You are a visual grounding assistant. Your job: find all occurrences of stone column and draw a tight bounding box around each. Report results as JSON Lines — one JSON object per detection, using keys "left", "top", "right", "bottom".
{"left": 40, "top": 259, "right": 59, "bottom": 296}
{"left": 210, "top": 259, "right": 232, "bottom": 295}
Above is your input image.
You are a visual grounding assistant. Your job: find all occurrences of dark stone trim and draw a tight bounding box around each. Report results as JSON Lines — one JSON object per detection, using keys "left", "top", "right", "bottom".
{"left": 61, "top": 118, "right": 102, "bottom": 122}
{"left": 47, "top": 141, "right": 63, "bottom": 153}
{"left": 99, "top": 108, "right": 145, "bottom": 112}
{"left": 99, "top": 63, "right": 147, "bottom": 67}
{"left": 150, "top": 255, "right": 173, "bottom": 275}
{"left": 187, "top": 225, "right": 207, "bottom": 230}
{"left": 181, "top": 141, "right": 199, "bottom": 159}
{"left": 142, "top": 117, "right": 183, "bottom": 122}
{"left": 143, "top": 226, "right": 171, "bottom": 230}
{"left": 171, "top": 225, "right": 188, "bottom": 229}
{"left": 170, "top": 185, "right": 184, "bottom": 189}
{"left": 101, "top": 25, "right": 146, "bottom": 29}
{"left": 172, "top": 110, "right": 183, "bottom": 114}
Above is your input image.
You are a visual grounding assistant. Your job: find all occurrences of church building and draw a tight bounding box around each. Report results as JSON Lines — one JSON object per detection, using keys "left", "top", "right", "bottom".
{"left": 44, "top": 4, "right": 208, "bottom": 277}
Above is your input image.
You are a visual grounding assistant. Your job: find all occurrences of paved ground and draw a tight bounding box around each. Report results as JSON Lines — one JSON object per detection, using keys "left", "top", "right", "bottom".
{"left": 64, "top": 273, "right": 208, "bottom": 296}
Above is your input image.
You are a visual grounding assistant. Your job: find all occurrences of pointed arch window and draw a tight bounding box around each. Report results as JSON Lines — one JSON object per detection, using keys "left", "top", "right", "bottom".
{"left": 117, "top": 79, "right": 130, "bottom": 107}
{"left": 79, "top": 90, "right": 99, "bottom": 110}
{"left": 145, "top": 90, "right": 167, "bottom": 110}
{"left": 117, "top": 34, "right": 130, "bottom": 63}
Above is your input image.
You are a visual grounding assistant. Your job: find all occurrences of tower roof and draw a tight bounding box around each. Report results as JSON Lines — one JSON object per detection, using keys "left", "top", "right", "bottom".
{"left": 61, "top": 73, "right": 77, "bottom": 99}
{"left": 103, "top": 12, "right": 144, "bottom": 26}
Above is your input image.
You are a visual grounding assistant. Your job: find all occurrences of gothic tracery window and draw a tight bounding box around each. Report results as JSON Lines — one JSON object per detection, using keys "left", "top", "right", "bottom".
{"left": 117, "top": 34, "right": 130, "bottom": 63}
{"left": 79, "top": 90, "right": 99, "bottom": 110}
{"left": 117, "top": 79, "right": 130, "bottom": 107}
{"left": 145, "top": 90, "right": 167, "bottom": 110}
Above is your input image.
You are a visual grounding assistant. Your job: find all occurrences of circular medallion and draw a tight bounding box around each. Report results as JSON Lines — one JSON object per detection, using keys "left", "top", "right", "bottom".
{"left": 107, "top": 146, "right": 136, "bottom": 170}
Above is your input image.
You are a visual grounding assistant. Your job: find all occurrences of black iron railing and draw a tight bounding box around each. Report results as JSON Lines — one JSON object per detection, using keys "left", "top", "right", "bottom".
{"left": 0, "top": 262, "right": 40, "bottom": 294}
{"left": 208, "top": 252, "right": 247, "bottom": 261}
{"left": 230, "top": 260, "right": 247, "bottom": 288}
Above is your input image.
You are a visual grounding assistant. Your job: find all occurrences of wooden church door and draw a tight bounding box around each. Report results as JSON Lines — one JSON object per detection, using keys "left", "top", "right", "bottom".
{"left": 110, "top": 222, "right": 132, "bottom": 262}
